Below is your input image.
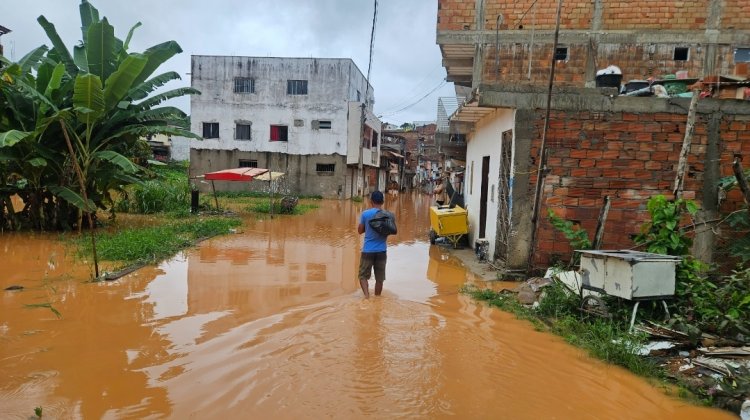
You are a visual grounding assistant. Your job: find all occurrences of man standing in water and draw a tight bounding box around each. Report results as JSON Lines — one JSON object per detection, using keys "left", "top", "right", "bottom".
{"left": 357, "top": 190, "right": 387, "bottom": 298}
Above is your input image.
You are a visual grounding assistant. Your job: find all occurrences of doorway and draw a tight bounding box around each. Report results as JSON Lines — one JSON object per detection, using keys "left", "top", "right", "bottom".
{"left": 496, "top": 130, "right": 513, "bottom": 261}
{"left": 479, "top": 155, "right": 490, "bottom": 238}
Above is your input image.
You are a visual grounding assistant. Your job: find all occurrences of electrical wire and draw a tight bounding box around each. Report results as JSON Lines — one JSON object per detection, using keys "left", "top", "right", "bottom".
{"left": 377, "top": 65, "right": 445, "bottom": 112}
{"left": 379, "top": 80, "right": 447, "bottom": 118}
{"left": 364, "top": 0, "right": 378, "bottom": 102}
{"left": 378, "top": 78, "right": 447, "bottom": 116}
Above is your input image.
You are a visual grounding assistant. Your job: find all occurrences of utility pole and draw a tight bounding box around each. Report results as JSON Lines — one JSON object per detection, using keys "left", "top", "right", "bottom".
{"left": 359, "top": 0, "right": 378, "bottom": 197}
{"left": 358, "top": 102, "right": 366, "bottom": 196}
{"left": 527, "top": 0, "right": 563, "bottom": 274}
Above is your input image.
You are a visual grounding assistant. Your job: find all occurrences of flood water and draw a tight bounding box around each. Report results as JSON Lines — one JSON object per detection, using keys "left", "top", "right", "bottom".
{"left": 0, "top": 193, "right": 733, "bottom": 419}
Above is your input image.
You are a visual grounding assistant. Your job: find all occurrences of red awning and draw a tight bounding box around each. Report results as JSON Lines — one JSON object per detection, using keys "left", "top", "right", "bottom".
{"left": 203, "top": 167, "right": 269, "bottom": 181}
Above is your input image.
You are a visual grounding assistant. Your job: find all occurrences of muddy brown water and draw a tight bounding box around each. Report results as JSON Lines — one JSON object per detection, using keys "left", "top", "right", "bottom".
{"left": 0, "top": 193, "right": 732, "bottom": 419}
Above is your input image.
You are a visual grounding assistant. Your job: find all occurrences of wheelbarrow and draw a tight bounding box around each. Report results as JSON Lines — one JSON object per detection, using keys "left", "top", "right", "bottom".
{"left": 428, "top": 204, "right": 468, "bottom": 248}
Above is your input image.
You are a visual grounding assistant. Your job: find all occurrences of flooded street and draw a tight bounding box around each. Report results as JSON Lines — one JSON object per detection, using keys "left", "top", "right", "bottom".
{"left": 0, "top": 193, "right": 733, "bottom": 419}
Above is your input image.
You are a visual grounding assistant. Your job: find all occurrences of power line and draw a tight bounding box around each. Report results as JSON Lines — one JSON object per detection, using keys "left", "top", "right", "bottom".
{"left": 358, "top": 0, "right": 378, "bottom": 196}
{"left": 364, "top": 0, "right": 378, "bottom": 102}
{"left": 378, "top": 78, "right": 446, "bottom": 115}
{"left": 377, "top": 65, "right": 444, "bottom": 111}
{"left": 379, "top": 80, "right": 446, "bottom": 118}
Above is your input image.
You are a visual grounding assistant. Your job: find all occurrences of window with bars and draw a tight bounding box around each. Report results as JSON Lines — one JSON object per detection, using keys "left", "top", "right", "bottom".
{"left": 202, "top": 122, "right": 219, "bottom": 139}
{"left": 312, "top": 120, "right": 331, "bottom": 129}
{"left": 287, "top": 80, "right": 308, "bottom": 95}
{"left": 270, "top": 125, "right": 288, "bottom": 141}
{"left": 234, "top": 77, "right": 255, "bottom": 93}
{"left": 316, "top": 163, "right": 335, "bottom": 173}
{"left": 238, "top": 159, "right": 258, "bottom": 168}
{"left": 235, "top": 123, "right": 252, "bottom": 140}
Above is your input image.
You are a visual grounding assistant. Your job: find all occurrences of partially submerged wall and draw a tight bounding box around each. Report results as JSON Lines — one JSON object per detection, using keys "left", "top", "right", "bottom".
{"left": 479, "top": 85, "right": 750, "bottom": 269}
{"left": 190, "top": 149, "right": 348, "bottom": 199}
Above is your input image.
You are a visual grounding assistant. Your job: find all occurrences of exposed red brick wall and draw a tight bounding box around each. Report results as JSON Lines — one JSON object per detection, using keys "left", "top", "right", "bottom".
{"left": 530, "top": 109, "right": 750, "bottom": 267}
{"left": 439, "top": 1, "right": 750, "bottom": 32}
{"left": 482, "top": 43, "right": 588, "bottom": 86}
{"left": 601, "top": 1, "right": 710, "bottom": 30}
{"left": 438, "top": 0, "right": 477, "bottom": 31}
{"left": 483, "top": 0, "right": 593, "bottom": 30}
{"left": 717, "top": 1, "right": 750, "bottom": 30}
{"left": 482, "top": 42, "right": 737, "bottom": 86}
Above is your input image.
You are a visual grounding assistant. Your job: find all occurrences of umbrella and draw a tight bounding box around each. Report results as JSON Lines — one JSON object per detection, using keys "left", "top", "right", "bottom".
{"left": 203, "top": 167, "right": 269, "bottom": 181}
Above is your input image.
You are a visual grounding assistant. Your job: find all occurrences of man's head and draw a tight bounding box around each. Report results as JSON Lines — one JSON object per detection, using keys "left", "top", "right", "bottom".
{"left": 370, "top": 190, "right": 384, "bottom": 205}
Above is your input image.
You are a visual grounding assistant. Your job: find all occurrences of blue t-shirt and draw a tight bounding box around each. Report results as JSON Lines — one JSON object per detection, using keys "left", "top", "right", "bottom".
{"left": 360, "top": 208, "right": 387, "bottom": 253}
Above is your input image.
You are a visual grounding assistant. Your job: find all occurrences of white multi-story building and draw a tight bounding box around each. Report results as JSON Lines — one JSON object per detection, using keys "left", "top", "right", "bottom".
{"left": 188, "top": 55, "right": 382, "bottom": 198}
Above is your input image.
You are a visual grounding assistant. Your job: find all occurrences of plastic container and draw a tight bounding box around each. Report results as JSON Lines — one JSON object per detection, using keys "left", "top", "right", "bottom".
{"left": 595, "top": 74, "right": 622, "bottom": 88}
{"left": 623, "top": 80, "right": 650, "bottom": 93}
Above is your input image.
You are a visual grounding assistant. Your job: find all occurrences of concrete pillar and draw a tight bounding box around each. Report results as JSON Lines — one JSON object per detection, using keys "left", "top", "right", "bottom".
{"left": 693, "top": 113, "right": 721, "bottom": 264}
{"left": 506, "top": 108, "right": 536, "bottom": 271}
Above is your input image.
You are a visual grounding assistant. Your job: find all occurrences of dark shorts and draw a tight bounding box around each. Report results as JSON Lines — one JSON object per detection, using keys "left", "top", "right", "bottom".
{"left": 359, "top": 251, "right": 387, "bottom": 282}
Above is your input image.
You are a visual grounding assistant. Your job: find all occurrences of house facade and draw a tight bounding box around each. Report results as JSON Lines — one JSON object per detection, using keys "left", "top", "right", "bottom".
{"left": 437, "top": 0, "right": 750, "bottom": 273}
{"left": 189, "top": 56, "right": 382, "bottom": 198}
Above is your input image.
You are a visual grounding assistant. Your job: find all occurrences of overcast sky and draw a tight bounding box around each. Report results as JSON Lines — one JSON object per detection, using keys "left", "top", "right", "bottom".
{"left": 1, "top": 0, "right": 455, "bottom": 125}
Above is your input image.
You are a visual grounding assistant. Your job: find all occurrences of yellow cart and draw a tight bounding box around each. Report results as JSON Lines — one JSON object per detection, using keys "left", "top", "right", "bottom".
{"left": 428, "top": 205, "right": 469, "bottom": 248}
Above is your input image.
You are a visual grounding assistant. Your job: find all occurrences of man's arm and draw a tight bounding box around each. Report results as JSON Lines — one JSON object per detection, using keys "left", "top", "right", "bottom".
{"left": 357, "top": 222, "right": 365, "bottom": 234}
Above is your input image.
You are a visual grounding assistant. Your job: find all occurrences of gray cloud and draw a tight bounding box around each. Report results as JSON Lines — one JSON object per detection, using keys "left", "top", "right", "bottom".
{"left": 1, "top": 0, "right": 455, "bottom": 125}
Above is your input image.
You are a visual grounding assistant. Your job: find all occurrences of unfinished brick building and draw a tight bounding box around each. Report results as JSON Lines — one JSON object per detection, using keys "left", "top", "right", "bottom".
{"left": 437, "top": 0, "right": 750, "bottom": 273}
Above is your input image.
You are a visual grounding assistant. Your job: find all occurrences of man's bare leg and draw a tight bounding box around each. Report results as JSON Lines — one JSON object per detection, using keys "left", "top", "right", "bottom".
{"left": 374, "top": 280, "right": 383, "bottom": 296}
{"left": 359, "top": 279, "right": 370, "bottom": 298}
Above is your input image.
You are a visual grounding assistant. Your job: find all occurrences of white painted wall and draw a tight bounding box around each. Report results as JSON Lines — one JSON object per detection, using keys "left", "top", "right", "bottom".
{"left": 346, "top": 102, "right": 381, "bottom": 167}
{"left": 170, "top": 136, "right": 192, "bottom": 161}
{"left": 463, "top": 108, "right": 515, "bottom": 259}
{"left": 190, "top": 56, "right": 378, "bottom": 158}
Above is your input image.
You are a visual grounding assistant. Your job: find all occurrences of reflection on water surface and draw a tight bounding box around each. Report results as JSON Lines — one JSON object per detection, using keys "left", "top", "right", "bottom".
{"left": 0, "top": 194, "right": 732, "bottom": 419}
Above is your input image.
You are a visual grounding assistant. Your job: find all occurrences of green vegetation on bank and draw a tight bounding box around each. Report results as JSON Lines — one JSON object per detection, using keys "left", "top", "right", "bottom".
{"left": 466, "top": 192, "right": 750, "bottom": 411}
{"left": 215, "top": 191, "right": 323, "bottom": 200}
{"left": 463, "top": 283, "right": 662, "bottom": 379}
{"left": 248, "top": 201, "right": 318, "bottom": 215}
{"left": 75, "top": 216, "right": 241, "bottom": 266}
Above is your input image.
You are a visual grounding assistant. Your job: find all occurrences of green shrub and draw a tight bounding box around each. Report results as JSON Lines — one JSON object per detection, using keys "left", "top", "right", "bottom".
{"left": 546, "top": 209, "right": 592, "bottom": 266}
{"left": 114, "top": 164, "right": 190, "bottom": 214}
{"left": 634, "top": 194, "right": 697, "bottom": 256}
{"left": 247, "top": 201, "right": 318, "bottom": 215}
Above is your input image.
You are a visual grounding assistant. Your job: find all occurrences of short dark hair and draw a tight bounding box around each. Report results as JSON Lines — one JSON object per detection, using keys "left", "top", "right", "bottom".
{"left": 370, "top": 190, "right": 384, "bottom": 204}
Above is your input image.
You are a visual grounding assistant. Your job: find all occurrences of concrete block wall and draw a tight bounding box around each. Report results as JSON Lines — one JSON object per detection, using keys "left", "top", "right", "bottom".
{"left": 190, "top": 149, "right": 348, "bottom": 199}
{"left": 531, "top": 109, "right": 750, "bottom": 267}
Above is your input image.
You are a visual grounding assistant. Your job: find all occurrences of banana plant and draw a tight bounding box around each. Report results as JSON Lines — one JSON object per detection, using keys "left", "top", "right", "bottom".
{"left": 0, "top": 0, "right": 201, "bottom": 231}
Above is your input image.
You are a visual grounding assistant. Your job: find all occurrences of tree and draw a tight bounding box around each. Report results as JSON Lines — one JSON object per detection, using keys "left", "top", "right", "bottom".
{"left": 0, "top": 0, "right": 200, "bottom": 231}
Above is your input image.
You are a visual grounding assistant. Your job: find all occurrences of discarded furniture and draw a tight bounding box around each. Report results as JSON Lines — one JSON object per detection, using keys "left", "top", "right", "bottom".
{"left": 577, "top": 250, "right": 682, "bottom": 332}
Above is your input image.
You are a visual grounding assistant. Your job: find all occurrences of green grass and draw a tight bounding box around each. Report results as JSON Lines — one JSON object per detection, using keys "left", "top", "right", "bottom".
{"left": 75, "top": 216, "right": 241, "bottom": 265}
{"left": 247, "top": 201, "right": 319, "bottom": 215}
{"left": 215, "top": 191, "right": 323, "bottom": 200}
{"left": 114, "top": 163, "right": 191, "bottom": 214}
